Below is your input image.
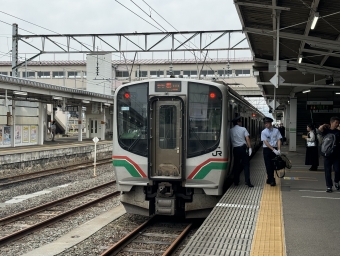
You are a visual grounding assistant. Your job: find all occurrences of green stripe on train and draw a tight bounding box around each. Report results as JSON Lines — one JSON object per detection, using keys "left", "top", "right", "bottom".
{"left": 193, "top": 162, "right": 228, "bottom": 179}
{"left": 112, "top": 159, "right": 142, "bottom": 177}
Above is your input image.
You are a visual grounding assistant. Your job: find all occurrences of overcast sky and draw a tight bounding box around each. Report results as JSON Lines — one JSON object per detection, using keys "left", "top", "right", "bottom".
{"left": 0, "top": 0, "right": 250, "bottom": 61}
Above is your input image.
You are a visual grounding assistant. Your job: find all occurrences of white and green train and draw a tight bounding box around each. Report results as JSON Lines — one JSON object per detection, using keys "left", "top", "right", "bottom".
{"left": 112, "top": 78, "right": 264, "bottom": 218}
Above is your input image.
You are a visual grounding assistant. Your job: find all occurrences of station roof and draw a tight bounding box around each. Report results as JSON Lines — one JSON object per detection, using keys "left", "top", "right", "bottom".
{"left": 0, "top": 58, "right": 252, "bottom": 67}
{"left": 0, "top": 75, "right": 113, "bottom": 106}
{"left": 235, "top": 0, "right": 340, "bottom": 111}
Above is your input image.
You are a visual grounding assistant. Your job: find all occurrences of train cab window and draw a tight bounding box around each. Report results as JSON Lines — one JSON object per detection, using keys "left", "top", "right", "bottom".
{"left": 116, "top": 83, "right": 148, "bottom": 156}
{"left": 187, "top": 82, "right": 222, "bottom": 157}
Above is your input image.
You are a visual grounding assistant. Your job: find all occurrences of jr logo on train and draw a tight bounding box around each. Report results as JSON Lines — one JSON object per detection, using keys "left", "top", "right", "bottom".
{"left": 112, "top": 79, "right": 264, "bottom": 218}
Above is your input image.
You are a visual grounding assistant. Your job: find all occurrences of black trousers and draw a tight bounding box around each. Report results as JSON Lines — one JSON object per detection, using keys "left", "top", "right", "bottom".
{"left": 232, "top": 145, "right": 250, "bottom": 184}
{"left": 263, "top": 147, "right": 277, "bottom": 182}
{"left": 324, "top": 154, "right": 340, "bottom": 187}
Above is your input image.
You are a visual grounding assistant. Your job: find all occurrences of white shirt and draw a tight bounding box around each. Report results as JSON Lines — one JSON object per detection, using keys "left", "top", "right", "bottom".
{"left": 307, "top": 131, "right": 316, "bottom": 142}
{"left": 261, "top": 127, "right": 282, "bottom": 147}
{"left": 230, "top": 125, "right": 249, "bottom": 147}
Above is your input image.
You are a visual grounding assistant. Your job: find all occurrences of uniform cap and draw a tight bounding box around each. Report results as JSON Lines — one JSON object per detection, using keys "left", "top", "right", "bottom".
{"left": 263, "top": 117, "right": 274, "bottom": 123}
{"left": 232, "top": 116, "right": 241, "bottom": 122}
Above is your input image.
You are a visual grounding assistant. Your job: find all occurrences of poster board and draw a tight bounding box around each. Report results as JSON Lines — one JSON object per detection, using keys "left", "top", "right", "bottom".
{"left": 15, "top": 125, "right": 21, "bottom": 144}
{"left": 22, "top": 126, "right": 30, "bottom": 143}
{"left": 3, "top": 126, "right": 11, "bottom": 145}
{"left": 30, "top": 125, "right": 37, "bottom": 143}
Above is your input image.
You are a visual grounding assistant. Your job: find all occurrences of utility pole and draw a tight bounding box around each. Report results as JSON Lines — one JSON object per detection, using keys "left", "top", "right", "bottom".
{"left": 12, "top": 23, "right": 18, "bottom": 77}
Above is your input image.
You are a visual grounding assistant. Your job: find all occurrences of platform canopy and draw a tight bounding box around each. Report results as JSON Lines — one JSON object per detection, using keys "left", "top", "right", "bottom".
{"left": 235, "top": 0, "right": 340, "bottom": 111}
{"left": 0, "top": 75, "right": 113, "bottom": 106}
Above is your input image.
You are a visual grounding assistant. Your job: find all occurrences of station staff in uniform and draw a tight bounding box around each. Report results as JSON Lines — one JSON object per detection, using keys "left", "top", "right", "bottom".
{"left": 261, "top": 117, "right": 282, "bottom": 186}
{"left": 230, "top": 116, "right": 254, "bottom": 187}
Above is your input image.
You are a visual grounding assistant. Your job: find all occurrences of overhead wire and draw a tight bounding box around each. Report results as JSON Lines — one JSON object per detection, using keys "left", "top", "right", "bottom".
{"left": 0, "top": 11, "right": 122, "bottom": 81}
{"left": 115, "top": 0, "right": 163, "bottom": 32}
{"left": 133, "top": 0, "right": 241, "bottom": 83}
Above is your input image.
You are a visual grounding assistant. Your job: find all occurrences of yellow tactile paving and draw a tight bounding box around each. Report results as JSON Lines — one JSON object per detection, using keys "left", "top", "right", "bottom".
{"left": 251, "top": 178, "right": 286, "bottom": 256}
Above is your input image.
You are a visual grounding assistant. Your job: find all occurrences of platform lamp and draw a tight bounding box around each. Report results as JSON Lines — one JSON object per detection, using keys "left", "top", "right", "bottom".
{"left": 298, "top": 55, "right": 303, "bottom": 64}
{"left": 311, "top": 12, "right": 319, "bottom": 30}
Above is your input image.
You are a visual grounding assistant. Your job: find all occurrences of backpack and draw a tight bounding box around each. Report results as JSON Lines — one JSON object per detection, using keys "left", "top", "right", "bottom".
{"left": 316, "top": 134, "right": 323, "bottom": 146}
{"left": 320, "top": 133, "right": 337, "bottom": 157}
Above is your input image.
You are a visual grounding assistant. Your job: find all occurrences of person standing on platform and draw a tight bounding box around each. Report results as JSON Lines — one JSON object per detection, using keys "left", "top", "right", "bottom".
{"left": 50, "top": 121, "right": 56, "bottom": 141}
{"left": 278, "top": 123, "right": 286, "bottom": 145}
{"left": 230, "top": 116, "right": 254, "bottom": 187}
{"left": 302, "top": 123, "right": 319, "bottom": 171}
{"left": 261, "top": 117, "right": 282, "bottom": 186}
{"left": 317, "top": 116, "right": 340, "bottom": 193}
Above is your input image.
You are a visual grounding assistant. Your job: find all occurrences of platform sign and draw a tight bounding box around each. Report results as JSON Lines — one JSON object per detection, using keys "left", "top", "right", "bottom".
{"left": 270, "top": 74, "right": 285, "bottom": 88}
{"left": 269, "top": 100, "right": 280, "bottom": 109}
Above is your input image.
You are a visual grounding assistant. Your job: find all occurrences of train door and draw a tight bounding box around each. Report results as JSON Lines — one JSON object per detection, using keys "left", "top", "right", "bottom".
{"left": 149, "top": 97, "right": 183, "bottom": 179}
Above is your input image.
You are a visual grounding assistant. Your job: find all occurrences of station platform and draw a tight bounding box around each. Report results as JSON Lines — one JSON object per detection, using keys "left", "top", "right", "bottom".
{"left": 0, "top": 137, "right": 112, "bottom": 173}
{"left": 0, "top": 136, "right": 111, "bottom": 155}
{"left": 180, "top": 145, "right": 340, "bottom": 256}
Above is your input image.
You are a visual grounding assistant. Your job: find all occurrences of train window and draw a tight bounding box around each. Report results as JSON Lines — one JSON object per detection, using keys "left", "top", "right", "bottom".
{"left": 116, "top": 83, "right": 148, "bottom": 156}
{"left": 159, "top": 106, "right": 177, "bottom": 149}
{"left": 187, "top": 82, "right": 222, "bottom": 157}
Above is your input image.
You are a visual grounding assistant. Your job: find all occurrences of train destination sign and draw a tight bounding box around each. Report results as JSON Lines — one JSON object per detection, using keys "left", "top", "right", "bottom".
{"left": 155, "top": 81, "right": 181, "bottom": 92}
{"left": 306, "top": 101, "right": 333, "bottom": 111}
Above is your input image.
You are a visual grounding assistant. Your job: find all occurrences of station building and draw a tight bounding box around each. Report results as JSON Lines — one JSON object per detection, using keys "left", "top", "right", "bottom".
{"left": 0, "top": 57, "right": 262, "bottom": 148}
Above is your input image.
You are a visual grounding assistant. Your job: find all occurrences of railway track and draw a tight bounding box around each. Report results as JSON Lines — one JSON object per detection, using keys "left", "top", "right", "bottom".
{"left": 0, "top": 180, "right": 118, "bottom": 246}
{"left": 100, "top": 216, "right": 194, "bottom": 256}
{"left": 0, "top": 158, "right": 112, "bottom": 188}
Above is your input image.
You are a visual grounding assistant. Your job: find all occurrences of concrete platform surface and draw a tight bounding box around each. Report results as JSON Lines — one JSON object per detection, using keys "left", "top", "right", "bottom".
{"left": 22, "top": 204, "right": 125, "bottom": 256}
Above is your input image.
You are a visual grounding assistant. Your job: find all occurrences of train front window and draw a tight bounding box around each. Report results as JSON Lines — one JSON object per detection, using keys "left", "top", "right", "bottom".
{"left": 188, "top": 82, "right": 222, "bottom": 157}
{"left": 117, "top": 83, "right": 148, "bottom": 156}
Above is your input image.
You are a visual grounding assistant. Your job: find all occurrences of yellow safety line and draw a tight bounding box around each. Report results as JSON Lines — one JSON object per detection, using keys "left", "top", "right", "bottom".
{"left": 251, "top": 178, "right": 286, "bottom": 256}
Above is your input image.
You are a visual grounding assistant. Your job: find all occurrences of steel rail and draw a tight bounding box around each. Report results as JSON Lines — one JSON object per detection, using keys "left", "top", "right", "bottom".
{"left": 100, "top": 217, "right": 194, "bottom": 256}
{"left": 162, "top": 223, "right": 193, "bottom": 256}
{"left": 0, "top": 180, "right": 116, "bottom": 225}
{"left": 0, "top": 185, "right": 119, "bottom": 246}
{"left": 100, "top": 217, "right": 155, "bottom": 256}
{"left": 0, "top": 158, "right": 112, "bottom": 187}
